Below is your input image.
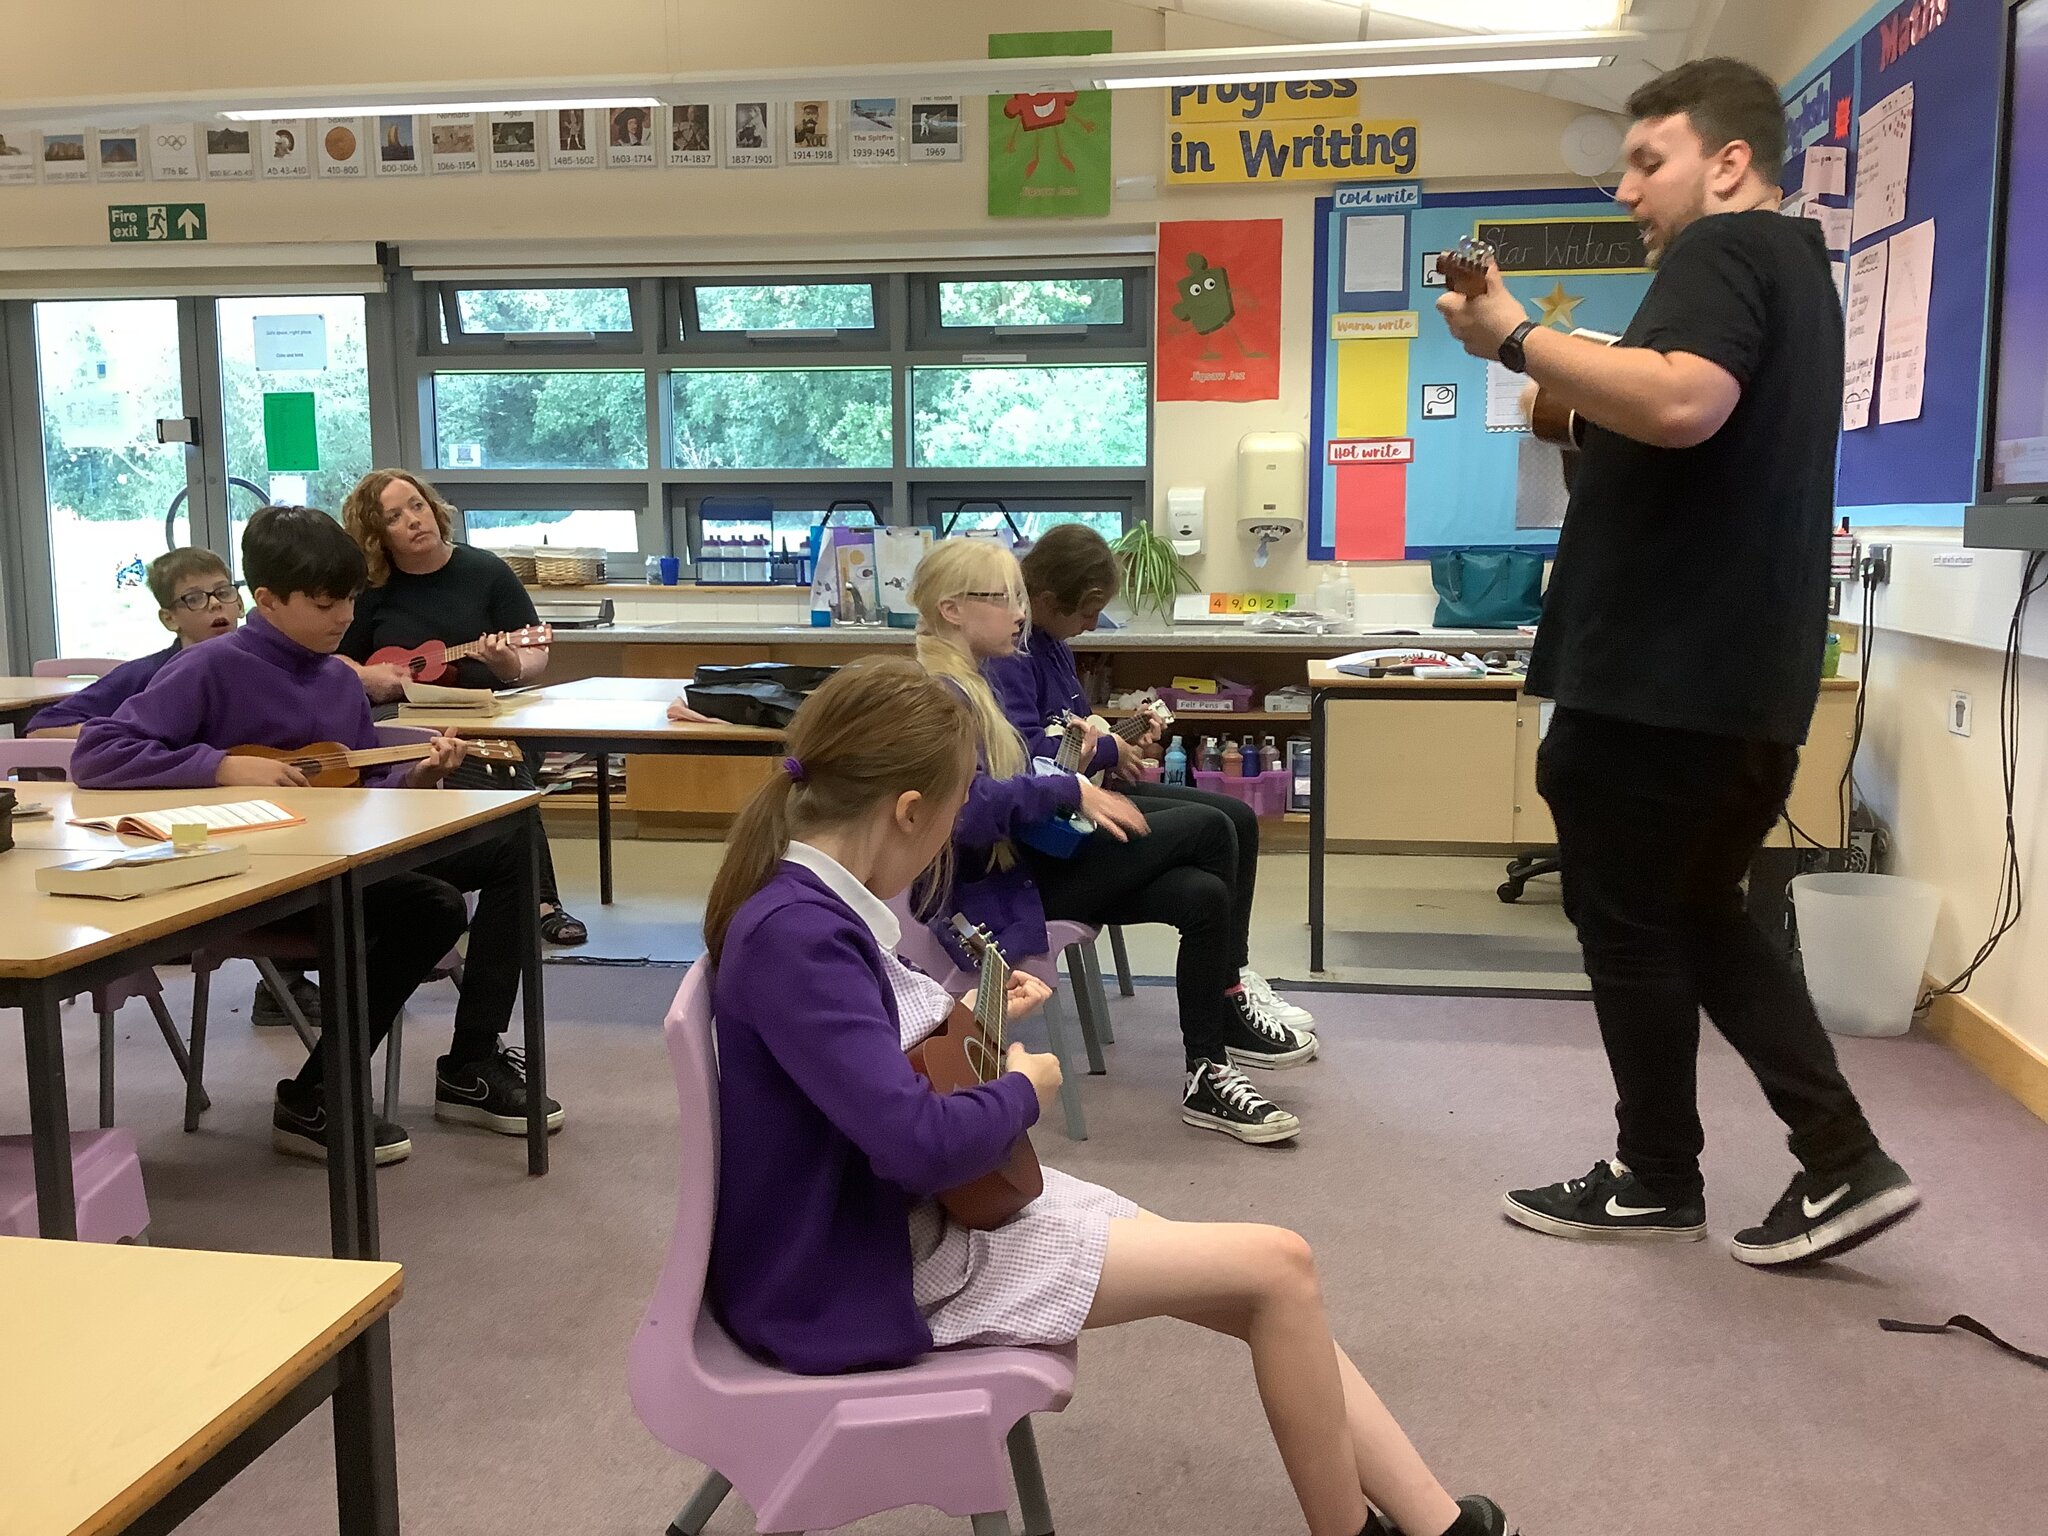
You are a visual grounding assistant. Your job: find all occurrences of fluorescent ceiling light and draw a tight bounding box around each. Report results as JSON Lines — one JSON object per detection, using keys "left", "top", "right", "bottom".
{"left": 221, "top": 97, "right": 658, "bottom": 122}
{"left": 1098, "top": 55, "right": 1610, "bottom": 88}
{"left": 1364, "top": 0, "right": 1623, "bottom": 27}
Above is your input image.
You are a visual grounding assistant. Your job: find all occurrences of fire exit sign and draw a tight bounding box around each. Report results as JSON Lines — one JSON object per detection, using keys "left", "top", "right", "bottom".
{"left": 108, "top": 203, "right": 207, "bottom": 242}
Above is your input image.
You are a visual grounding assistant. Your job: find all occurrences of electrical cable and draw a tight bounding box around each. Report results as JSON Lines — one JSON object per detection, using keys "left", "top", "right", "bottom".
{"left": 1917, "top": 550, "right": 2047, "bottom": 1012}
{"left": 1838, "top": 566, "right": 1878, "bottom": 846}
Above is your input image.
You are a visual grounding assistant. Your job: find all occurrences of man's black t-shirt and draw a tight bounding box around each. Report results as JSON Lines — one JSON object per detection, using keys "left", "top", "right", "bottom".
{"left": 1525, "top": 211, "right": 1842, "bottom": 745}
{"left": 339, "top": 543, "right": 539, "bottom": 691}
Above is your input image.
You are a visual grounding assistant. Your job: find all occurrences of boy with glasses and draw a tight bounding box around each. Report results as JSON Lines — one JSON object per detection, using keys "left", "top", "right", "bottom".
{"left": 29, "top": 546, "right": 322, "bottom": 1030}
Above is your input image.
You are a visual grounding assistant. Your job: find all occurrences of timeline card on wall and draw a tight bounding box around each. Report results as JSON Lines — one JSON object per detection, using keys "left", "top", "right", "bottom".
{"left": 907, "top": 97, "right": 963, "bottom": 160}
{"left": 40, "top": 133, "right": 91, "bottom": 184}
{"left": 148, "top": 123, "right": 199, "bottom": 180}
{"left": 605, "top": 107, "right": 657, "bottom": 167}
{"left": 204, "top": 125, "right": 254, "bottom": 179}
{"left": 375, "top": 116, "right": 422, "bottom": 176}
{"left": 260, "top": 121, "right": 311, "bottom": 179}
{"left": 548, "top": 110, "right": 596, "bottom": 170}
{"left": 789, "top": 100, "right": 837, "bottom": 163}
{"left": 668, "top": 104, "right": 715, "bottom": 167}
{"left": 317, "top": 119, "right": 368, "bottom": 179}
{"left": 725, "top": 102, "right": 777, "bottom": 167}
{"left": 0, "top": 130, "right": 35, "bottom": 184}
{"left": 489, "top": 114, "right": 540, "bottom": 172}
{"left": 848, "top": 99, "right": 900, "bottom": 164}
{"left": 429, "top": 115, "right": 482, "bottom": 174}
{"left": 94, "top": 128, "right": 145, "bottom": 183}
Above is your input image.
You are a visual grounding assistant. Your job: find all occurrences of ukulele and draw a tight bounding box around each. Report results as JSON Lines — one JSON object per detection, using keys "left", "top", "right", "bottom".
{"left": 906, "top": 916, "right": 1044, "bottom": 1230}
{"left": 225, "top": 737, "right": 524, "bottom": 788}
{"left": 1050, "top": 696, "right": 1176, "bottom": 785}
{"left": 1436, "top": 238, "right": 1620, "bottom": 454}
{"left": 366, "top": 623, "right": 553, "bottom": 685}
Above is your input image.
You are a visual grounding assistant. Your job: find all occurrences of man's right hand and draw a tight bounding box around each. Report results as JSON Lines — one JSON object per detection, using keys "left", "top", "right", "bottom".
{"left": 358, "top": 662, "right": 413, "bottom": 702}
{"left": 216, "top": 754, "right": 308, "bottom": 788}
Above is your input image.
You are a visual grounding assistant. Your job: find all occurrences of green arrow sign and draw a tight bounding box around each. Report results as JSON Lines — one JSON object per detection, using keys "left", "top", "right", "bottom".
{"left": 108, "top": 203, "right": 207, "bottom": 243}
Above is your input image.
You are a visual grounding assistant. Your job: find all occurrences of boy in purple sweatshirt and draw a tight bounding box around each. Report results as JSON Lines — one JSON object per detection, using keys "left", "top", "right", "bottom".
{"left": 73, "top": 506, "right": 563, "bottom": 1166}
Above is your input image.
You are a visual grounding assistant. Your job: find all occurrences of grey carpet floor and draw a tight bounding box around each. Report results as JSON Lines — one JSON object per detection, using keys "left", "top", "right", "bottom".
{"left": 4, "top": 961, "right": 2044, "bottom": 1536}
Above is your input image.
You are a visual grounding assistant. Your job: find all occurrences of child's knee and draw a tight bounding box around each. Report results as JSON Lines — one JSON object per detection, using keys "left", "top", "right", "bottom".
{"left": 1249, "top": 1224, "right": 1319, "bottom": 1301}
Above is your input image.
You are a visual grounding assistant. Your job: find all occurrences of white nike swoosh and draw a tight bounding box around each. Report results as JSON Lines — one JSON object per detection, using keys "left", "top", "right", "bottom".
{"left": 1802, "top": 1183, "right": 1852, "bottom": 1219}
{"left": 1605, "top": 1197, "right": 1668, "bottom": 1217}
{"left": 443, "top": 1079, "right": 492, "bottom": 1102}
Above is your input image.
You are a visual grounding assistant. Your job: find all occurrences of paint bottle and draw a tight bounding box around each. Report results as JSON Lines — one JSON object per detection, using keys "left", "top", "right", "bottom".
{"left": 1200, "top": 736, "right": 1222, "bottom": 773}
{"left": 1162, "top": 736, "right": 1189, "bottom": 787}
{"left": 1262, "top": 734, "right": 1280, "bottom": 777}
{"left": 1221, "top": 738, "right": 1242, "bottom": 777}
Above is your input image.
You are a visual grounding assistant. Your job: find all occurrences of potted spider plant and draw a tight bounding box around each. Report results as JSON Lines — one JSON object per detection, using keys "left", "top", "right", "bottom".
{"left": 1110, "top": 522, "right": 1197, "bottom": 631}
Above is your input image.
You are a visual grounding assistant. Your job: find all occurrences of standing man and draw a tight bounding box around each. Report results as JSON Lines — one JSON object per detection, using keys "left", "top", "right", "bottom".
{"left": 1436, "top": 57, "right": 1918, "bottom": 1267}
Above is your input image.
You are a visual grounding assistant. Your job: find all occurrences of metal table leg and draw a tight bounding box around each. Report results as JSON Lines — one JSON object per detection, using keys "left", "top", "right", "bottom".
{"left": 317, "top": 872, "right": 379, "bottom": 1262}
{"left": 516, "top": 810, "right": 550, "bottom": 1175}
{"left": 22, "top": 985, "right": 78, "bottom": 1241}
{"left": 596, "top": 752, "right": 614, "bottom": 905}
{"left": 1308, "top": 688, "right": 1328, "bottom": 974}
{"left": 332, "top": 1320, "right": 400, "bottom": 1535}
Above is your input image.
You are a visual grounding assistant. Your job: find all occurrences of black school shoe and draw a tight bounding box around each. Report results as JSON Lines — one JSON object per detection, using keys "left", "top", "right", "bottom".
{"left": 1181, "top": 1061, "right": 1301, "bottom": 1144}
{"left": 271, "top": 1079, "right": 411, "bottom": 1166}
{"left": 1365, "top": 1495, "right": 1516, "bottom": 1536}
{"left": 434, "top": 1046, "right": 565, "bottom": 1136}
{"left": 1730, "top": 1150, "right": 1920, "bottom": 1268}
{"left": 251, "top": 971, "right": 323, "bottom": 1029}
{"left": 1503, "top": 1158, "right": 1708, "bottom": 1242}
{"left": 1222, "top": 989, "right": 1318, "bottom": 1070}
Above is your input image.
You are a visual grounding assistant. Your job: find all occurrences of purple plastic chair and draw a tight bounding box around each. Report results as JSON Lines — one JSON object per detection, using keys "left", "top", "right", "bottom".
{"left": 0, "top": 1129, "right": 149, "bottom": 1242}
{"left": 1, "top": 738, "right": 203, "bottom": 1128}
{"left": 30, "top": 657, "right": 124, "bottom": 679}
{"left": 886, "top": 893, "right": 1104, "bottom": 1142}
{"left": 629, "top": 961, "right": 1073, "bottom": 1536}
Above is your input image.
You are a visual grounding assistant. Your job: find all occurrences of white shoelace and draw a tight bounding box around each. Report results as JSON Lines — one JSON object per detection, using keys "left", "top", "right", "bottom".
{"left": 1240, "top": 991, "right": 1299, "bottom": 1044}
{"left": 1207, "top": 1063, "right": 1275, "bottom": 1119}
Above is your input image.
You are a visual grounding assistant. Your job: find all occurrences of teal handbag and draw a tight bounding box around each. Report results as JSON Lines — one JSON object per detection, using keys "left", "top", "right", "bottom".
{"left": 1430, "top": 549, "right": 1545, "bottom": 629}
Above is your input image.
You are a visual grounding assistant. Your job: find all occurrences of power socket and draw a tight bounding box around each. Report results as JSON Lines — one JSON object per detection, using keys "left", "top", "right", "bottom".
{"left": 1861, "top": 543, "right": 1892, "bottom": 585}
{"left": 1950, "top": 691, "right": 1973, "bottom": 737}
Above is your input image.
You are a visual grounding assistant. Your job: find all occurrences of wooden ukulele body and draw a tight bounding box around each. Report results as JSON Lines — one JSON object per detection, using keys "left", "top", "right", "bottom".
{"left": 909, "top": 998, "right": 1043, "bottom": 1229}
{"left": 226, "top": 741, "right": 378, "bottom": 788}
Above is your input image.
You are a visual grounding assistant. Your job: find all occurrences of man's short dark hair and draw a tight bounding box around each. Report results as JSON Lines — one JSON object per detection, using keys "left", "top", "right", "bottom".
{"left": 241, "top": 505, "right": 366, "bottom": 601}
{"left": 1627, "top": 56, "right": 1786, "bottom": 184}
{"left": 146, "top": 546, "right": 230, "bottom": 610}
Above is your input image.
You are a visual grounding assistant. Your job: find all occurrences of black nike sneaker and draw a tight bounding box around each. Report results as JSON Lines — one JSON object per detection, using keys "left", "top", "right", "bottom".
{"left": 251, "top": 969, "right": 322, "bottom": 1029}
{"left": 1730, "top": 1150, "right": 1919, "bottom": 1268}
{"left": 271, "top": 1079, "right": 411, "bottom": 1166}
{"left": 1363, "top": 1494, "right": 1517, "bottom": 1535}
{"left": 434, "top": 1046, "right": 565, "bottom": 1136}
{"left": 1180, "top": 1061, "right": 1301, "bottom": 1144}
{"left": 1503, "top": 1158, "right": 1707, "bottom": 1242}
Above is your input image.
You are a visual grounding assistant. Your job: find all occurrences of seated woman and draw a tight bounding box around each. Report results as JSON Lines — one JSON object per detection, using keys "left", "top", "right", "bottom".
{"left": 337, "top": 469, "right": 587, "bottom": 946}
{"left": 989, "top": 523, "right": 1315, "bottom": 1035}
{"left": 703, "top": 656, "right": 1510, "bottom": 1536}
{"left": 910, "top": 538, "right": 1314, "bottom": 1148}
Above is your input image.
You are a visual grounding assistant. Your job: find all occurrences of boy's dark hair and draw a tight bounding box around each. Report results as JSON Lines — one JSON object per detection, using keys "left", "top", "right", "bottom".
{"left": 1626, "top": 56, "right": 1785, "bottom": 184}
{"left": 241, "top": 505, "right": 367, "bottom": 601}
{"left": 146, "top": 546, "right": 230, "bottom": 610}
{"left": 1020, "top": 522, "right": 1121, "bottom": 615}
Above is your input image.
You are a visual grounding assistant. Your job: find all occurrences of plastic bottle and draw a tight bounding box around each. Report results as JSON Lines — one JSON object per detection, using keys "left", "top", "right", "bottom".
{"left": 1221, "top": 738, "right": 1242, "bottom": 777}
{"left": 1162, "top": 736, "right": 1189, "bottom": 787}
{"left": 645, "top": 555, "right": 663, "bottom": 584}
{"left": 1262, "top": 734, "right": 1280, "bottom": 777}
{"left": 1199, "top": 736, "right": 1221, "bottom": 772}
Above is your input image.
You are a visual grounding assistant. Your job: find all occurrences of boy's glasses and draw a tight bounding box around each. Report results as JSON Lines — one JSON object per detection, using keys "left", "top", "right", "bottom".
{"left": 171, "top": 583, "right": 245, "bottom": 612}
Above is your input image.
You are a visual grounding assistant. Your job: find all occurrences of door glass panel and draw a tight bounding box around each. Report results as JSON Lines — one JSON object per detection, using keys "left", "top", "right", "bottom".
{"left": 217, "top": 295, "right": 374, "bottom": 574}
{"left": 35, "top": 299, "right": 192, "bottom": 658}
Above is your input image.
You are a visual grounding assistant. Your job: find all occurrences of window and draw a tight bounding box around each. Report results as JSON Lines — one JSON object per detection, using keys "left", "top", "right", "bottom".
{"left": 938, "top": 277, "right": 1126, "bottom": 328}
{"left": 432, "top": 371, "right": 646, "bottom": 469}
{"left": 448, "top": 285, "right": 634, "bottom": 337}
{"left": 931, "top": 504, "right": 1127, "bottom": 541}
{"left": 463, "top": 507, "right": 643, "bottom": 552}
{"left": 693, "top": 283, "right": 876, "bottom": 332}
{"left": 216, "top": 295, "right": 372, "bottom": 539}
{"left": 670, "top": 368, "right": 892, "bottom": 469}
{"left": 687, "top": 494, "right": 880, "bottom": 580}
{"left": 911, "top": 365, "right": 1148, "bottom": 468}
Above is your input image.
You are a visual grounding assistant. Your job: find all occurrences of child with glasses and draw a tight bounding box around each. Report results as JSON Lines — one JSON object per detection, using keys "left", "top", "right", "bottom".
{"left": 27, "top": 548, "right": 243, "bottom": 737}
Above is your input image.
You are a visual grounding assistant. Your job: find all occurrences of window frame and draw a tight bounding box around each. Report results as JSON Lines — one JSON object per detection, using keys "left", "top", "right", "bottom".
{"left": 425, "top": 279, "right": 645, "bottom": 354}
{"left": 669, "top": 275, "right": 888, "bottom": 353}
{"left": 909, "top": 266, "right": 1150, "bottom": 352}
{"left": 432, "top": 479, "right": 658, "bottom": 570}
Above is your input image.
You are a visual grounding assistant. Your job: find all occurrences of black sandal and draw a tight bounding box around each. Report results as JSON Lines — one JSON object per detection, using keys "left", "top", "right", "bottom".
{"left": 539, "top": 907, "right": 589, "bottom": 946}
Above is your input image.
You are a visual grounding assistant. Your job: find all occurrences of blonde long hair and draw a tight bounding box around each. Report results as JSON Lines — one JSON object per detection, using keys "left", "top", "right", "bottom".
{"left": 702, "top": 657, "right": 972, "bottom": 965}
{"left": 340, "top": 469, "right": 458, "bottom": 587}
{"left": 910, "top": 538, "right": 1029, "bottom": 781}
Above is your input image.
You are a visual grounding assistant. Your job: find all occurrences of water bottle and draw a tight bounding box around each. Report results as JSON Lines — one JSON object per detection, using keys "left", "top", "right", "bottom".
{"left": 1162, "top": 736, "right": 1189, "bottom": 787}
{"left": 645, "top": 555, "right": 662, "bottom": 584}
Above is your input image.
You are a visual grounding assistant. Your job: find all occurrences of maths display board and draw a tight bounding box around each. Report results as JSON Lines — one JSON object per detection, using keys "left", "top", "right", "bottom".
{"left": 1779, "top": 0, "right": 2007, "bottom": 518}
{"left": 1308, "top": 186, "right": 1652, "bottom": 560}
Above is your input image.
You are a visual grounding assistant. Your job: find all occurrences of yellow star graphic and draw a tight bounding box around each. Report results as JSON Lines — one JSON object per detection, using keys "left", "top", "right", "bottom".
{"left": 1535, "top": 282, "right": 1584, "bottom": 329}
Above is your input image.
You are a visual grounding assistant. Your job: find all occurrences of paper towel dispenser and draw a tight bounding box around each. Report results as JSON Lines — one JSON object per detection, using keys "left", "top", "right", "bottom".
{"left": 1238, "top": 432, "right": 1305, "bottom": 567}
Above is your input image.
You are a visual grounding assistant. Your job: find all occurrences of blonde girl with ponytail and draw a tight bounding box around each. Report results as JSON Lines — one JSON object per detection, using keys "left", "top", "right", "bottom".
{"left": 911, "top": 539, "right": 1319, "bottom": 1151}
{"left": 701, "top": 654, "right": 1510, "bottom": 1536}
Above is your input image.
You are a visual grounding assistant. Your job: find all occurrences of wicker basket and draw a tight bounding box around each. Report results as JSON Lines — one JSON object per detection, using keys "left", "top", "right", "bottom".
{"left": 501, "top": 547, "right": 540, "bottom": 583}
{"left": 533, "top": 547, "right": 606, "bottom": 587}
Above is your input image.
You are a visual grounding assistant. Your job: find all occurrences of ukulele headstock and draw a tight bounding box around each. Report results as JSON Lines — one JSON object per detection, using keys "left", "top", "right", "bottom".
{"left": 1434, "top": 236, "right": 1497, "bottom": 299}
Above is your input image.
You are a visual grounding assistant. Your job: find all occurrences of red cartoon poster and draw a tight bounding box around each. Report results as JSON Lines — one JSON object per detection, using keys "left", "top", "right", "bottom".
{"left": 1155, "top": 218, "right": 1282, "bottom": 402}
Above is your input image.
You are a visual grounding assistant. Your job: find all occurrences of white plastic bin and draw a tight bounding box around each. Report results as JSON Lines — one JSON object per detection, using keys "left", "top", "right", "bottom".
{"left": 1791, "top": 873, "right": 1941, "bottom": 1037}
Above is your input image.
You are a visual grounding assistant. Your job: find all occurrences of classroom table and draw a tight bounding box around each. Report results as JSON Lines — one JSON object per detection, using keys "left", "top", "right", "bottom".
{"left": 0, "top": 675, "right": 88, "bottom": 731}
{"left": 3, "top": 784, "right": 548, "bottom": 1256}
{"left": 400, "top": 677, "right": 783, "bottom": 904}
{"left": 0, "top": 1234, "right": 404, "bottom": 1536}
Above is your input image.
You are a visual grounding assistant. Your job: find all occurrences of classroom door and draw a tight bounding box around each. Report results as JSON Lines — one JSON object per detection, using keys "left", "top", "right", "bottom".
{"left": 31, "top": 299, "right": 202, "bottom": 658}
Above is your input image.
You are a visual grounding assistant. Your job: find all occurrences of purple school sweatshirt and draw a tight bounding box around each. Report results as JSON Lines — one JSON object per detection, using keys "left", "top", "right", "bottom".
{"left": 984, "top": 626, "right": 1118, "bottom": 775}
{"left": 71, "top": 611, "right": 410, "bottom": 790}
{"left": 26, "top": 644, "right": 181, "bottom": 735}
{"left": 709, "top": 863, "right": 1040, "bottom": 1374}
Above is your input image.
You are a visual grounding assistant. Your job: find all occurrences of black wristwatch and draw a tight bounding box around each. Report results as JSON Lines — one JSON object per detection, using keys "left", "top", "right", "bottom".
{"left": 1497, "top": 319, "right": 1538, "bottom": 373}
